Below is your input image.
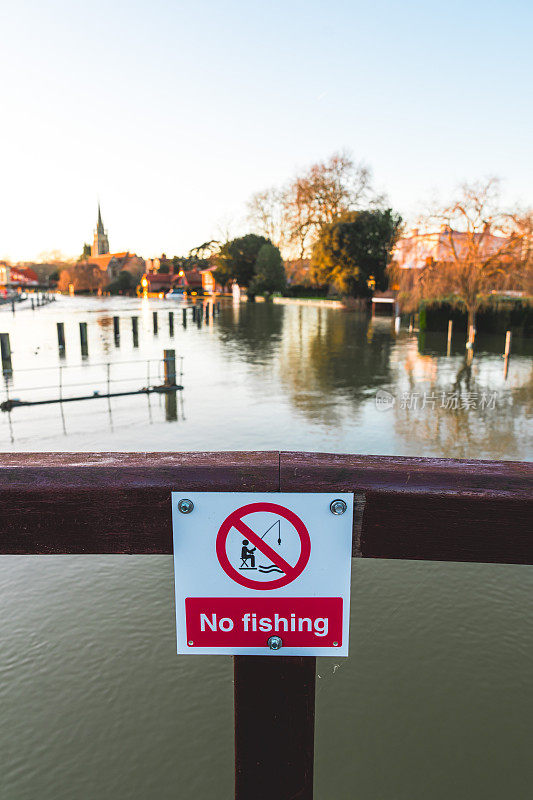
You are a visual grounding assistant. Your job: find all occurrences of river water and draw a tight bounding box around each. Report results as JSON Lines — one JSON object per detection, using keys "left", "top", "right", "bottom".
{"left": 0, "top": 296, "right": 531, "bottom": 799}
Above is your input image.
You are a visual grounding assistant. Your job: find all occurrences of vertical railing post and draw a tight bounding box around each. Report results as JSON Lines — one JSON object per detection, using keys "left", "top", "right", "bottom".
{"left": 0, "top": 333, "right": 13, "bottom": 375}
{"left": 132, "top": 316, "right": 139, "bottom": 348}
{"left": 57, "top": 322, "right": 66, "bottom": 356}
{"left": 79, "top": 322, "right": 88, "bottom": 358}
{"left": 234, "top": 655, "right": 316, "bottom": 800}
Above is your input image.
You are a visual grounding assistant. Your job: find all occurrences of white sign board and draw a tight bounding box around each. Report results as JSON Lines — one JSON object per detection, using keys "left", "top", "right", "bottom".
{"left": 172, "top": 492, "right": 353, "bottom": 657}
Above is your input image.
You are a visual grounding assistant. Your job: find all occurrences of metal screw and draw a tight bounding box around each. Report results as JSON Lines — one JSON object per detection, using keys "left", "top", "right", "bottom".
{"left": 178, "top": 498, "right": 194, "bottom": 514}
{"left": 330, "top": 499, "right": 347, "bottom": 515}
{"left": 333, "top": 641, "right": 339, "bottom": 647}
{"left": 188, "top": 640, "right": 194, "bottom": 646}
{"left": 267, "top": 635, "right": 283, "bottom": 650}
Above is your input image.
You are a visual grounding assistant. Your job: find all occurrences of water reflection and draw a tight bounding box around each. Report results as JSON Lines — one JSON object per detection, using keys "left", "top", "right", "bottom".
{"left": 0, "top": 296, "right": 530, "bottom": 458}
{"left": 392, "top": 344, "right": 533, "bottom": 460}
{"left": 278, "top": 310, "right": 394, "bottom": 424}
{"left": 270, "top": 306, "right": 532, "bottom": 459}
{"left": 216, "top": 303, "right": 284, "bottom": 363}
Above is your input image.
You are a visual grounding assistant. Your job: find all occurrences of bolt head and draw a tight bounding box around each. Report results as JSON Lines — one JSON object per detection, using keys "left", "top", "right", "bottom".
{"left": 178, "top": 498, "right": 194, "bottom": 514}
{"left": 330, "top": 499, "right": 347, "bottom": 516}
{"left": 188, "top": 640, "right": 194, "bottom": 646}
{"left": 267, "top": 635, "right": 283, "bottom": 651}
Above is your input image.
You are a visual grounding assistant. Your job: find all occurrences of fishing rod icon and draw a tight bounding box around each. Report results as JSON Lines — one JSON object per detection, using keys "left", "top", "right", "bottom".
{"left": 239, "top": 520, "right": 283, "bottom": 573}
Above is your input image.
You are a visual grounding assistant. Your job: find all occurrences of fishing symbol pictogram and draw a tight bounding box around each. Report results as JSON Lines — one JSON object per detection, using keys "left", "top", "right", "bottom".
{"left": 216, "top": 502, "right": 311, "bottom": 590}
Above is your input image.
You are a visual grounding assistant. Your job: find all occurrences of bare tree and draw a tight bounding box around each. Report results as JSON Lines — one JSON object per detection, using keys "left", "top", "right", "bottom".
{"left": 391, "top": 178, "right": 529, "bottom": 337}
{"left": 215, "top": 214, "right": 237, "bottom": 245}
{"left": 281, "top": 152, "right": 379, "bottom": 258}
{"left": 279, "top": 179, "right": 315, "bottom": 259}
{"left": 57, "top": 264, "right": 106, "bottom": 293}
{"left": 246, "top": 187, "right": 284, "bottom": 246}
{"left": 247, "top": 151, "right": 382, "bottom": 259}
{"left": 516, "top": 211, "right": 533, "bottom": 295}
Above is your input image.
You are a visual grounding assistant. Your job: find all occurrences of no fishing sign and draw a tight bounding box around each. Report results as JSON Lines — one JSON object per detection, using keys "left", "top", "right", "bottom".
{"left": 172, "top": 492, "right": 353, "bottom": 656}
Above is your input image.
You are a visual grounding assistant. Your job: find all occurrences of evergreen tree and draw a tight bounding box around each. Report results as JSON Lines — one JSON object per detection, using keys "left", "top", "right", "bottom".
{"left": 214, "top": 234, "right": 270, "bottom": 288}
{"left": 311, "top": 209, "right": 402, "bottom": 297}
{"left": 250, "top": 243, "right": 286, "bottom": 299}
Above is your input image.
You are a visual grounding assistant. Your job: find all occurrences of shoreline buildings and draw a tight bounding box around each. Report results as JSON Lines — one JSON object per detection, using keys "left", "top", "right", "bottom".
{"left": 58, "top": 205, "right": 144, "bottom": 294}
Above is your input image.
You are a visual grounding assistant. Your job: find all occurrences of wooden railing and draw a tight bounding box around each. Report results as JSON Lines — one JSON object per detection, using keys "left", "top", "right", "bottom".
{"left": 1, "top": 452, "right": 531, "bottom": 800}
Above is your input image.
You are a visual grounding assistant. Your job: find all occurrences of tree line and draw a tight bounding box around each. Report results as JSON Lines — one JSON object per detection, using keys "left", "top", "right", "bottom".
{"left": 66, "top": 150, "right": 531, "bottom": 320}
{"left": 209, "top": 151, "right": 402, "bottom": 300}
{"left": 217, "top": 153, "right": 532, "bottom": 326}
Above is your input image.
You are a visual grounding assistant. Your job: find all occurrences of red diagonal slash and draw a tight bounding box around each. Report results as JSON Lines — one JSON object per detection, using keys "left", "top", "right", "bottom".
{"left": 232, "top": 518, "right": 296, "bottom": 578}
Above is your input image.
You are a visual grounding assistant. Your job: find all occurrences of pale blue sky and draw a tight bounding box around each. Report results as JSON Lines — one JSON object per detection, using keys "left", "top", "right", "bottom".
{"left": 1, "top": 0, "right": 531, "bottom": 261}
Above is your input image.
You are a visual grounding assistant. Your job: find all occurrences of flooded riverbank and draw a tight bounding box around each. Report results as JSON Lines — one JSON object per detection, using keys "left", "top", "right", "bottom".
{"left": 1, "top": 295, "right": 531, "bottom": 458}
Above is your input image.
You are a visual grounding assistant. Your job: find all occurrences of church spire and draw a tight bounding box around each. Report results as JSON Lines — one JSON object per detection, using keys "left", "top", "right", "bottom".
{"left": 97, "top": 202, "right": 105, "bottom": 234}
{"left": 91, "top": 201, "right": 110, "bottom": 256}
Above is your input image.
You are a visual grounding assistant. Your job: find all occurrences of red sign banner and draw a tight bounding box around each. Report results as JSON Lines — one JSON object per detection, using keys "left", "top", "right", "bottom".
{"left": 185, "top": 597, "right": 343, "bottom": 648}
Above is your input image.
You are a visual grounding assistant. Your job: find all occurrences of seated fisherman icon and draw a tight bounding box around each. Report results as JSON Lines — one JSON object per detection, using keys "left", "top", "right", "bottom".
{"left": 240, "top": 540, "right": 257, "bottom": 570}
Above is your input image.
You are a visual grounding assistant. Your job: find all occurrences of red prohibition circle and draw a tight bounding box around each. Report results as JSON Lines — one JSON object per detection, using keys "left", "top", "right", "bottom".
{"left": 216, "top": 502, "right": 311, "bottom": 590}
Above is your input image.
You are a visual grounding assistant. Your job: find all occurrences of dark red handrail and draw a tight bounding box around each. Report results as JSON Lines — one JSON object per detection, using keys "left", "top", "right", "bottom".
{"left": 1, "top": 451, "right": 531, "bottom": 800}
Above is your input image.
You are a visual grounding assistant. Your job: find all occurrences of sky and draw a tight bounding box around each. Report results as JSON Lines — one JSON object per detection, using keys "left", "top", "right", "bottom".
{"left": 1, "top": 0, "right": 532, "bottom": 262}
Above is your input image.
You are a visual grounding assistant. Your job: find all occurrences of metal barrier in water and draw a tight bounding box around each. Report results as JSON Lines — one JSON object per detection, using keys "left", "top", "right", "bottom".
{"left": 1, "top": 352, "right": 184, "bottom": 413}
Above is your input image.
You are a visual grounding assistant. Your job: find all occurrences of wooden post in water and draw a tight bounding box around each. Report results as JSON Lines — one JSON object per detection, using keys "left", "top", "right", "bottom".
{"left": 132, "top": 316, "right": 139, "bottom": 348}
{"left": 447, "top": 319, "right": 453, "bottom": 356}
{"left": 466, "top": 323, "right": 475, "bottom": 364}
{"left": 503, "top": 330, "right": 512, "bottom": 379}
{"left": 0, "top": 333, "right": 13, "bottom": 375}
{"left": 163, "top": 349, "right": 176, "bottom": 386}
{"left": 182, "top": 308, "right": 187, "bottom": 327}
{"left": 163, "top": 349, "right": 177, "bottom": 421}
{"left": 192, "top": 306, "right": 197, "bottom": 322}
{"left": 56, "top": 322, "right": 66, "bottom": 356}
{"left": 79, "top": 322, "right": 88, "bottom": 358}
{"left": 169, "top": 311, "right": 174, "bottom": 337}
{"left": 234, "top": 656, "right": 316, "bottom": 800}
{"left": 153, "top": 311, "right": 158, "bottom": 335}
